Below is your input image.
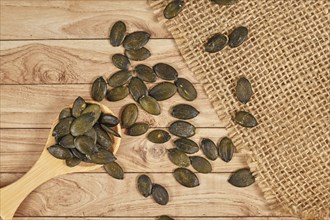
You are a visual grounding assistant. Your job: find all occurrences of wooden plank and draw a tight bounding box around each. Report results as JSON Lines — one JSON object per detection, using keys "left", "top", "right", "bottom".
{"left": 0, "top": 40, "right": 197, "bottom": 84}
{"left": 14, "top": 218, "right": 299, "bottom": 220}
{"left": 0, "top": 0, "right": 170, "bottom": 40}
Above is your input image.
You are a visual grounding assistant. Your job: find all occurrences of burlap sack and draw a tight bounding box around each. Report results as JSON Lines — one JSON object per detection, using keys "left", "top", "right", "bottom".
{"left": 149, "top": 0, "right": 330, "bottom": 219}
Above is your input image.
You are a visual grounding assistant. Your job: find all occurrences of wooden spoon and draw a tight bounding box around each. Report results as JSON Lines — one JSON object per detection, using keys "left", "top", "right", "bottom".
{"left": 0, "top": 101, "right": 121, "bottom": 220}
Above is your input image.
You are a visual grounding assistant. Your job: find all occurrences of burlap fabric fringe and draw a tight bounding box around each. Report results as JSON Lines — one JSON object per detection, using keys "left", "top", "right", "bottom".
{"left": 149, "top": 0, "right": 329, "bottom": 219}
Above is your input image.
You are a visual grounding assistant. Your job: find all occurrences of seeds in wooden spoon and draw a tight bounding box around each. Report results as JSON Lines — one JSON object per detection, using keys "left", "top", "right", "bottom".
{"left": 228, "top": 26, "right": 248, "bottom": 48}
{"left": 129, "top": 77, "right": 148, "bottom": 102}
{"left": 127, "top": 122, "right": 149, "bottom": 136}
{"left": 72, "top": 96, "right": 86, "bottom": 118}
{"left": 112, "top": 53, "right": 130, "bottom": 70}
{"left": 201, "top": 138, "right": 218, "bottom": 161}
{"left": 52, "top": 117, "right": 74, "bottom": 139}
{"left": 205, "top": 33, "right": 228, "bottom": 53}
{"left": 190, "top": 156, "right": 212, "bottom": 173}
{"left": 121, "top": 103, "right": 139, "bottom": 128}
{"left": 74, "top": 135, "right": 98, "bottom": 155}
{"left": 168, "top": 148, "right": 190, "bottom": 167}
{"left": 47, "top": 145, "right": 73, "bottom": 160}
{"left": 99, "top": 114, "right": 119, "bottom": 127}
{"left": 89, "top": 149, "right": 117, "bottom": 164}
{"left": 91, "top": 76, "right": 107, "bottom": 102}
{"left": 104, "top": 161, "right": 124, "bottom": 179}
{"left": 218, "top": 137, "right": 234, "bottom": 162}
{"left": 152, "top": 184, "right": 169, "bottom": 205}
{"left": 81, "top": 104, "right": 101, "bottom": 124}
{"left": 101, "top": 124, "right": 121, "bottom": 138}
{"left": 70, "top": 112, "right": 98, "bottom": 136}
{"left": 169, "top": 120, "right": 196, "bottom": 138}
{"left": 123, "top": 31, "right": 150, "bottom": 50}
{"left": 174, "top": 138, "right": 199, "bottom": 154}
{"left": 147, "top": 129, "right": 171, "bottom": 143}
{"left": 137, "top": 174, "right": 153, "bottom": 197}
{"left": 135, "top": 64, "right": 157, "bottom": 82}
{"left": 149, "top": 82, "right": 177, "bottom": 101}
{"left": 139, "top": 95, "right": 161, "bottom": 115}
{"left": 94, "top": 124, "right": 113, "bottom": 149}
{"left": 236, "top": 76, "right": 253, "bottom": 104}
{"left": 66, "top": 157, "right": 81, "bottom": 167}
{"left": 228, "top": 168, "right": 255, "bottom": 187}
{"left": 153, "top": 63, "right": 178, "bottom": 80}
{"left": 108, "top": 70, "right": 132, "bottom": 87}
{"left": 59, "top": 134, "right": 75, "bottom": 149}
{"left": 59, "top": 107, "right": 72, "bottom": 120}
{"left": 234, "top": 111, "right": 257, "bottom": 128}
{"left": 173, "top": 168, "right": 200, "bottom": 188}
{"left": 110, "top": 21, "right": 126, "bottom": 47}
{"left": 211, "top": 0, "right": 239, "bottom": 5}
{"left": 125, "top": 47, "right": 151, "bottom": 61}
{"left": 106, "top": 86, "right": 129, "bottom": 101}
{"left": 84, "top": 127, "right": 97, "bottom": 144}
{"left": 175, "top": 78, "right": 197, "bottom": 101}
{"left": 171, "top": 104, "right": 199, "bottom": 119}
{"left": 163, "top": 0, "right": 185, "bottom": 19}
{"left": 70, "top": 148, "right": 88, "bottom": 161}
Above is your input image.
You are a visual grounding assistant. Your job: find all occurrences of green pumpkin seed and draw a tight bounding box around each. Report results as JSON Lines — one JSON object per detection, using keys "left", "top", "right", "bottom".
{"left": 163, "top": 0, "right": 185, "bottom": 19}
{"left": 147, "top": 129, "right": 171, "bottom": 143}
{"left": 171, "top": 104, "right": 199, "bottom": 119}
{"left": 104, "top": 161, "right": 124, "bottom": 179}
{"left": 70, "top": 112, "right": 98, "bottom": 136}
{"left": 137, "top": 175, "right": 153, "bottom": 197}
{"left": 101, "top": 124, "right": 121, "bottom": 138}
{"left": 236, "top": 76, "right": 252, "bottom": 104}
{"left": 175, "top": 78, "right": 197, "bottom": 101}
{"left": 89, "top": 149, "right": 116, "bottom": 164}
{"left": 112, "top": 54, "right": 130, "bottom": 70}
{"left": 173, "top": 168, "right": 200, "bottom": 188}
{"left": 70, "top": 148, "right": 88, "bottom": 161}
{"left": 48, "top": 145, "right": 73, "bottom": 160}
{"left": 82, "top": 104, "right": 101, "bottom": 123}
{"left": 129, "top": 77, "right": 148, "bottom": 102}
{"left": 99, "top": 114, "right": 119, "bottom": 127}
{"left": 123, "top": 31, "right": 150, "bottom": 50}
{"left": 110, "top": 21, "right": 126, "bottom": 47}
{"left": 149, "top": 82, "right": 177, "bottom": 101}
{"left": 234, "top": 111, "right": 257, "bottom": 128}
{"left": 153, "top": 63, "right": 178, "bottom": 80}
{"left": 84, "top": 128, "right": 97, "bottom": 144}
{"left": 218, "top": 137, "right": 234, "bottom": 162}
{"left": 211, "top": 0, "right": 239, "bottom": 5}
{"left": 59, "top": 107, "right": 72, "bottom": 120}
{"left": 106, "top": 86, "right": 129, "bottom": 101}
{"left": 135, "top": 64, "right": 157, "bottom": 82}
{"left": 190, "top": 156, "right": 212, "bottom": 173}
{"left": 152, "top": 184, "right": 169, "bottom": 205}
{"left": 158, "top": 215, "right": 174, "bottom": 220}
{"left": 108, "top": 70, "right": 132, "bottom": 87}
{"left": 125, "top": 48, "right": 151, "bottom": 61}
{"left": 74, "top": 136, "right": 97, "bottom": 155}
{"left": 205, "top": 33, "right": 228, "bottom": 53}
{"left": 127, "top": 122, "right": 149, "bottom": 136}
{"left": 228, "top": 168, "right": 255, "bottom": 187}
{"left": 201, "top": 138, "right": 218, "bottom": 161}
{"left": 169, "top": 120, "right": 196, "bottom": 138}
{"left": 139, "top": 95, "right": 161, "bottom": 115}
{"left": 228, "top": 26, "right": 248, "bottom": 48}
{"left": 59, "top": 134, "right": 75, "bottom": 149}
{"left": 66, "top": 157, "right": 81, "bottom": 167}
{"left": 94, "top": 124, "right": 113, "bottom": 149}
{"left": 72, "top": 96, "right": 86, "bottom": 118}
{"left": 91, "top": 76, "right": 107, "bottom": 102}
{"left": 52, "top": 117, "right": 74, "bottom": 139}
{"left": 174, "top": 138, "right": 199, "bottom": 154}
{"left": 168, "top": 148, "right": 190, "bottom": 167}
{"left": 121, "top": 103, "right": 139, "bottom": 128}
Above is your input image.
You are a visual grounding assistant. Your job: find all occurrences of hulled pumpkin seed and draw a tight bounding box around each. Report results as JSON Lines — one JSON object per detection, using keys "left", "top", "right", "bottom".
{"left": 228, "top": 168, "right": 255, "bottom": 187}
{"left": 70, "top": 148, "right": 88, "bottom": 161}
{"left": 72, "top": 96, "right": 86, "bottom": 118}
{"left": 112, "top": 54, "right": 130, "bottom": 70}
{"left": 147, "top": 130, "right": 171, "bottom": 143}
{"left": 70, "top": 112, "right": 97, "bottom": 136}
{"left": 149, "top": 82, "right": 177, "bottom": 101}
{"left": 129, "top": 77, "right": 148, "bottom": 102}
{"left": 169, "top": 120, "right": 196, "bottom": 138}
{"left": 108, "top": 70, "right": 132, "bottom": 87}
{"left": 125, "top": 48, "right": 151, "bottom": 61}
{"left": 121, "top": 103, "right": 139, "bottom": 128}
{"left": 205, "top": 33, "right": 228, "bottom": 53}
{"left": 153, "top": 63, "right": 178, "bottom": 80}
{"left": 139, "top": 95, "right": 161, "bottom": 115}
{"left": 174, "top": 138, "right": 199, "bottom": 154}
{"left": 106, "top": 86, "right": 129, "bottom": 101}
{"left": 137, "top": 175, "right": 153, "bottom": 197}
{"left": 173, "top": 168, "right": 200, "bottom": 188}
{"left": 89, "top": 149, "right": 116, "bottom": 164}
{"left": 110, "top": 21, "right": 126, "bottom": 47}
{"left": 211, "top": 0, "right": 239, "bottom": 5}
{"left": 99, "top": 114, "right": 119, "bottom": 127}
{"left": 94, "top": 124, "right": 113, "bottom": 149}
{"left": 218, "top": 137, "right": 234, "bottom": 162}
{"left": 47, "top": 145, "right": 73, "bottom": 160}
{"left": 127, "top": 122, "right": 149, "bottom": 136}
{"left": 74, "top": 135, "right": 98, "bottom": 155}
{"left": 234, "top": 111, "right": 257, "bottom": 128}
{"left": 201, "top": 138, "right": 218, "bottom": 161}
{"left": 123, "top": 31, "right": 150, "bottom": 50}
{"left": 135, "top": 64, "right": 157, "bottom": 82}
{"left": 66, "top": 157, "right": 81, "bottom": 167}
{"left": 158, "top": 215, "right": 174, "bottom": 220}
{"left": 59, "top": 107, "right": 72, "bottom": 120}
{"left": 163, "top": 0, "right": 185, "bottom": 19}
{"left": 101, "top": 124, "right": 121, "bottom": 138}
{"left": 228, "top": 26, "right": 248, "bottom": 48}
{"left": 84, "top": 127, "right": 97, "bottom": 144}
{"left": 82, "top": 104, "right": 101, "bottom": 123}
{"left": 236, "top": 76, "right": 252, "bottom": 104}
{"left": 52, "top": 117, "right": 74, "bottom": 139}
{"left": 104, "top": 161, "right": 124, "bottom": 179}
{"left": 152, "top": 184, "right": 169, "bottom": 205}
{"left": 91, "top": 76, "right": 107, "bottom": 102}
{"left": 167, "top": 148, "right": 190, "bottom": 167}
{"left": 171, "top": 104, "right": 199, "bottom": 119}
{"left": 59, "top": 134, "right": 75, "bottom": 149}
{"left": 190, "top": 156, "right": 212, "bottom": 173}
{"left": 175, "top": 78, "right": 197, "bottom": 101}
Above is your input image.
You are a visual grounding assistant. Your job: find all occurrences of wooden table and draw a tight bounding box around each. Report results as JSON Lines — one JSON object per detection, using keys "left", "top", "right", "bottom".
{"left": 0, "top": 1, "right": 298, "bottom": 220}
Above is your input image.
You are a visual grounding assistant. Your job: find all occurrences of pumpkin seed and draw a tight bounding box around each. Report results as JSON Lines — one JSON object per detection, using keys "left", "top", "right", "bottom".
{"left": 205, "top": 33, "right": 228, "bottom": 53}
{"left": 171, "top": 104, "right": 199, "bottom": 119}
{"left": 94, "top": 124, "right": 113, "bottom": 149}
{"left": 201, "top": 138, "right": 218, "bottom": 161}
{"left": 236, "top": 76, "right": 252, "bottom": 104}
{"left": 59, "top": 134, "right": 75, "bottom": 149}
{"left": 106, "top": 86, "right": 129, "bottom": 101}
{"left": 121, "top": 103, "right": 139, "bottom": 128}
{"left": 163, "top": 0, "right": 185, "bottom": 19}
{"left": 127, "top": 122, "right": 149, "bottom": 136}
{"left": 125, "top": 48, "right": 151, "bottom": 61}
{"left": 74, "top": 135, "right": 98, "bottom": 155}
{"left": 167, "top": 148, "right": 190, "bottom": 167}
{"left": 153, "top": 63, "right": 178, "bottom": 80}
{"left": 152, "top": 184, "right": 169, "bottom": 205}
{"left": 149, "top": 82, "right": 177, "bottom": 101}
{"left": 112, "top": 54, "right": 130, "bottom": 70}
{"left": 99, "top": 114, "right": 119, "bottom": 127}
{"left": 104, "top": 161, "right": 124, "bottom": 179}
{"left": 173, "top": 168, "right": 200, "bottom": 188}
{"left": 47, "top": 145, "right": 73, "bottom": 160}
{"left": 89, "top": 149, "right": 117, "bottom": 164}
{"left": 101, "top": 124, "right": 121, "bottom": 138}
{"left": 211, "top": 0, "right": 239, "bottom": 5}
{"left": 218, "top": 137, "right": 234, "bottom": 162}
{"left": 84, "top": 128, "right": 97, "bottom": 144}
{"left": 129, "top": 77, "right": 148, "bottom": 102}
{"left": 234, "top": 111, "right": 257, "bottom": 128}
{"left": 52, "top": 117, "right": 74, "bottom": 139}
{"left": 228, "top": 26, "right": 248, "bottom": 48}
{"left": 158, "top": 215, "right": 174, "bottom": 220}
{"left": 190, "top": 156, "right": 212, "bottom": 173}
{"left": 147, "top": 129, "right": 171, "bottom": 143}
{"left": 135, "top": 64, "right": 157, "bottom": 82}
{"left": 59, "top": 107, "right": 72, "bottom": 120}
{"left": 137, "top": 175, "right": 153, "bottom": 197}
{"left": 70, "top": 148, "right": 88, "bottom": 161}
{"left": 110, "top": 21, "right": 126, "bottom": 47}
{"left": 66, "top": 157, "right": 81, "bottom": 167}
{"left": 108, "top": 70, "right": 132, "bottom": 87}
{"left": 123, "top": 31, "right": 150, "bottom": 50}
{"left": 91, "top": 76, "right": 107, "bottom": 102}
{"left": 175, "top": 78, "right": 197, "bottom": 101}
{"left": 228, "top": 168, "right": 255, "bottom": 187}
{"left": 174, "top": 138, "right": 199, "bottom": 154}
{"left": 70, "top": 112, "right": 97, "bottom": 136}
{"left": 139, "top": 95, "right": 161, "bottom": 115}
{"left": 72, "top": 96, "right": 86, "bottom": 118}
{"left": 169, "top": 120, "right": 196, "bottom": 138}
{"left": 82, "top": 104, "right": 101, "bottom": 123}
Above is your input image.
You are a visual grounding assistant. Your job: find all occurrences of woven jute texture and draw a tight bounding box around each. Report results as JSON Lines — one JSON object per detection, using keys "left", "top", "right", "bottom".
{"left": 149, "top": 0, "right": 329, "bottom": 219}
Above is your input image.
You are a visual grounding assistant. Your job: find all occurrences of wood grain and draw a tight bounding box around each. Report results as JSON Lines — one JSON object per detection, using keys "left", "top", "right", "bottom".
{"left": 14, "top": 218, "right": 299, "bottom": 220}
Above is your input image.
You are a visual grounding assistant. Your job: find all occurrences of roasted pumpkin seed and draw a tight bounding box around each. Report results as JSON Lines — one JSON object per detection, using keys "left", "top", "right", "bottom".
{"left": 108, "top": 70, "right": 132, "bottom": 87}
{"left": 121, "top": 103, "right": 139, "bottom": 128}
{"left": 59, "top": 134, "right": 75, "bottom": 149}
{"left": 127, "top": 122, "right": 149, "bottom": 136}
{"left": 129, "top": 77, "right": 148, "bottom": 102}
{"left": 190, "top": 156, "right": 212, "bottom": 173}
{"left": 82, "top": 104, "right": 101, "bottom": 123}
{"left": 218, "top": 137, "right": 234, "bottom": 162}
{"left": 169, "top": 120, "right": 196, "bottom": 138}
{"left": 66, "top": 157, "right": 81, "bottom": 167}
{"left": 152, "top": 184, "right": 169, "bottom": 205}
{"left": 84, "top": 127, "right": 97, "bottom": 144}
{"left": 110, "top": 21, "right": 126, "bottom": 47}
{"left": 173, "top": 168, "right": 200, "bottom": 188}
{"left": 99, "top": 114, "right": 119, "bottom": 127}
{"left": 147, "top": 129, "right": 171, "bottom": 143}
{"left": 89, "top": 149, "right": 116, "bottom": 164}
{"left": 137, "top": 175, "right": 153, "bottom": 197}
{"left": 123, "top": 31, "right": 150, "bottom": 50}
{"left": 234, "top": 111, "right": 257, "bottom": 128}
{"left": 211, "top": 0, "right": 239, "bottom": 5}
{"left": 125, "top": 48, "right": 151, "bottom": 61}
{"left": 175, "top": 78, "right": 197, "bottom": 101}
{"left": 70, "top": 112, "right": 97, "bottom": 136}
{"left": 72, "top": 96, "right": 86, "bottom": 118}
{"left": 101, "top": 124, "right": 121, "bottom": 138}
{"left": 163, "top": 0, "right": 185, "bottom": 19}
{"left": 52, "top": 117, "right": 74, "bottom": 139}
{"left": 228, "top": 168, "right": 255, "bottom": 187}
{"left": 228, "top": 26, "right": 248, "bottom": 48}
{"left": 205, "top": 33, "right": 228, "bottom": 53}
{"left": 91, "top": 76, "right": 107, "bottom": 102}
{"left": 153, "top": 63, "right": 178, "bottom": 80}
{"left": 104, "top": 161, "right": 124, "bottom": 179}
{"left": 59, "top": 107, "right": 72, "bottom": 120}
{"left": 236, "top": 76, "right": 252, "bottom": 104}
{"left": 112, "top": 54, "right": 130, "bottom": 70}
{"left": 47, "top": 145, "right": 73, "bottom": 160}
{"left": 158, "top": 215, "right": 174, "bottom": 220}
{"left": 94, "top": 124, "right": 113, "bottom": 149}
{"left": 139, "top": 95, "right": 161, "bottom": 115}
{"left": 135, "top": 64, "right": 157, "bottom": 82}
{"left": 167, "top": 148, "right": 190, "bottom": 167}
{"left": 201, "top": 138, "right": 218, "bottom": 161}
{"left": 74, "top": 135, "right": 97, "bottom": 155}
{"left": 171, "top": 104, "right": 199, "bottom": 119}
{"left": 149, "top": 82, "right": 177, "bottom": 101}
{"left": 106, "top": 86, "right": 129, "bottom": 101}
{"left": 174, "top": 138, "right": 199, "bottom": 154}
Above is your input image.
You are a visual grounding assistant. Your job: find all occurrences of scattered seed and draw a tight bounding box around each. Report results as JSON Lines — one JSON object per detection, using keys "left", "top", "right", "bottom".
{"left": 129, "top": 77, "right": 148, "bottom": 102}
{"left": 91, "top": 76, "right": 107, "bottom": 101}
{"left": 175, "top": 78, "right": 197, "bottom": 101}
{"left": 147, "top": 129, "right": 171, "bottom": 143}
{"left": 110, "top": 21, "right": 126, "bottom": 47}
{"left": 108, "top": 70, "right": 132, "bottom": 87}
{"left": 127, "top": 122, "right": 149, "bottom": 136}
{"left": 135, "top": 64, "right": 157, "bottom": 82}
{"left": 123, "top": 31, "right": 150, "bottom": 50}
{"left": 121, "top": 103, "right": 139, "bottom": 128}
{"left": 125, "top": 47, "right": 151, "bottom": 61}
{"left": 106, "top": 86, "right": 129, "bottom": 101}
{"left": 149, "top": 82, "right": 177, "bottom": 101}
{"left": 218, "top": 137, "right": 234, "bottom": 162}
{"left": 174, "top": 138, "right": 199, "bottom": 154}
{"left": 190, "top": 156, "right": 212, "bottom": 173}
{"left": 234, "top": 111, "right": 257, "bottom": 128}
{"left": 152, "top": 184, "right": 169, "bottom": 205}
{"left": 139, "top": 95, "right": 161, "bottom": 115}
{"left": 236, "top": 76, "right": 253, "bottom": 104}
{"left": 168, "top": 148, "right": 190, "bottom": 167}
{"left": 171, "top": 104, "right": 199, "bottom": 119}
{"left": 137, "top": 175, "right": 153, "bottom": 197}
{"left": 163, "top": 0, "right": 185, "bottom": 19}
{"left": 228, "top": 168, "right": 255, "bottom": 187}
{"left": 173, "top": 168, "right": 200, "bottom": 188}
{"left": 169, "top": 120, "right": 196, "bottom": 138}
{"left": 89, "top": 149, "right": 117, "bottom": 164}
{"left": 201, "top": 138, "right": 218, "bottom": 161}
{"left": 104, "top": 162, "right": 124, "bottom": 179}
{"left": 228, "top": 26, "right": 248, "bottom": 48}
{"left": 153, "top": 63, "right": 178, "bottom": 80}
{"left": 211, "top": 0, "right": 239, "bottom": 5}
{"left": 205, "top": 33, "right": 228, "bottom": 53}
{"left": 112, "top": 54, "right": 130, "bottom": 70}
